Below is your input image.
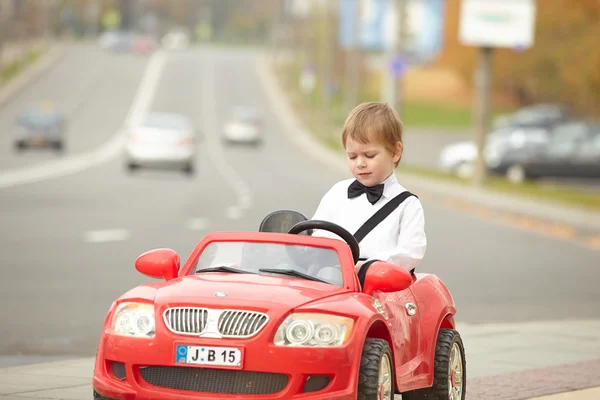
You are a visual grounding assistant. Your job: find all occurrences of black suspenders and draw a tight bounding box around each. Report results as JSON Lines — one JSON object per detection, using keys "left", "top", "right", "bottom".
{"left": 354, "top": 191, "right": 417, "bottom": 287}
{"left": 354, "top": 191, "right": 416, "bottom": 245}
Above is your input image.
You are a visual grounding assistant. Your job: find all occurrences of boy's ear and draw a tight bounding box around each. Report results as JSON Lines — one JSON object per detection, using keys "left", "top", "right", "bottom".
{"left": 393, "top": 142, "right": 403, "bottom": 163}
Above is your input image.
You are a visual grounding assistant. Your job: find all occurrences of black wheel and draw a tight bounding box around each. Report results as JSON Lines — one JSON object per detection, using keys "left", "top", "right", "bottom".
{"left": 183, "top": 163, "right": 195, "bottom": 175}
{"left": 505, "top": 164, "right": 527, "bottom": 184}
{"left": 127, "top": 162, "right": 139, "bottom": 172}
{"left": 14, "top": 141, "right": 26, "bottom": 151}
{"left": 357, "top": 338, "right": 394, "bottom": 400}
{"left": 402, "top": 329, "right": 466, "bottom": 400}
{"left": 93, "top": 390, "right": 113, "bottom": 399}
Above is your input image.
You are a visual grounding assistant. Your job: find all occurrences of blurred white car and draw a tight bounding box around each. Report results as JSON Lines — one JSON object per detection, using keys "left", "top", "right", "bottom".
{"left": 125, "top": 113, "right": 197, "bottom": 175}
{"left": 222, "top": 107, "right": 264, "bottom": 145}
{"left": 439, "top": 127, "right": 551, "bottom": 179}
{"left": 161, "top": 28, "right": 190, "bottom": 50}
{"left": 439, "top": 140, "right": 478, "bottom": 178}
{"left": 98, "top": 30, "right": 131, "bottom": 52}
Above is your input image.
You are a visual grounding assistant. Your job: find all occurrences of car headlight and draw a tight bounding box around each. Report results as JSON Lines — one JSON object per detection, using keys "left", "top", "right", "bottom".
{"left": 274, "top": 313, "right": 353, "bottom": 347}
{"left": 112, "top": 303, "right": 155, "bottom": 338}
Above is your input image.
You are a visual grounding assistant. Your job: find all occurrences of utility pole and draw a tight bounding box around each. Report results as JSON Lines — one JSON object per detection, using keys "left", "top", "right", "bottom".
{"left": 270, "top": 0, "right": 282, "bottom": 63}
{"left": 382, "top": 0, "right": 409, "bottom": 115}
{"left": 459, "top": 0, "right": 536, "bottom": 187}
{"left": 318, "top": 0, "right": 333, "bottom": 138}
{"left": 345, "top": 0, "right": 360, "bottom": 114}
{"left": 0, "top": 1, "right": 7, "bottom": 74}
{"left": 473, "top": 46, "right": 493, "bottom": 186}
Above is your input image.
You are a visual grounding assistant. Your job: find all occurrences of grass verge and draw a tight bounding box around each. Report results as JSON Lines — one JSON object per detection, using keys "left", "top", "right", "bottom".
{"left": 1, "top": 48, "right": 43, "bottom": 84}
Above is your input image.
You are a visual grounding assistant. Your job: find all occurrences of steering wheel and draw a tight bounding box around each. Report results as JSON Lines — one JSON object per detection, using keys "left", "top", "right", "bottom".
{"left": 288, "top": 220, "right": 361, "bottom": 264}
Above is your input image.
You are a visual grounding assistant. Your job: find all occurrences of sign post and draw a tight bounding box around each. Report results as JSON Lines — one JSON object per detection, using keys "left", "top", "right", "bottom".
{"left": 458, "top": 0, "right": 536, "bottom": 186}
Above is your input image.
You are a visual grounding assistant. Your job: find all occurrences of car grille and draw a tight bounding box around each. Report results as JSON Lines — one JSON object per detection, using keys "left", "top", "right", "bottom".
{"left": 163, "top": 308, "right": 268, "bottom": 338}
{"left": 140, "top": 366, "right": 288, "bottom": 395}
{"left": 219, "top": 310, "right": 268, "bottom": 337}
{"left": 164, "top": 308, "right": 208, "bottom": 334}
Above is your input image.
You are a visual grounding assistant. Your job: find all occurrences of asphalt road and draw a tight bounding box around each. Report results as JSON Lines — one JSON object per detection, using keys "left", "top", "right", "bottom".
{"left": 0, "top": 44, "right": 598, "bottom": 368}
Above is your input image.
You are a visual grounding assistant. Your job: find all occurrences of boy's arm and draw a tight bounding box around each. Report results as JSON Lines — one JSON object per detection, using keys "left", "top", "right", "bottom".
{"left": 367, "top": 198, "right": 427, "bottom": 271}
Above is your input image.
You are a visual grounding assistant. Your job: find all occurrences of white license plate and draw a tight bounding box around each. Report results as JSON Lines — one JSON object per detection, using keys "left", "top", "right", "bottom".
{"left": 175, "top": 345, "right": 242, "bottom": 367}
{"left": 29, "top": 137, "right": 46, "bottom": 146}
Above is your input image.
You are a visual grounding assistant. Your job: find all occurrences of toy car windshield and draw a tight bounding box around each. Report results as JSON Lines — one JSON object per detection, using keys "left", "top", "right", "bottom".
{"left": 194, "top": 241, "right": 343, "bottom": 287}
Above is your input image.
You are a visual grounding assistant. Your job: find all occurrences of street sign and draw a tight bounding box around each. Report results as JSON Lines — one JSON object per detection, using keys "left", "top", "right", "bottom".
{"left": 390, "top": 54, "right": 408, "bottom": 80}
{"left": 339, "top": 0, "right": 446, "bottom": 62}
{"left": 459, "top": 0, "right": 536, "bottom": 49}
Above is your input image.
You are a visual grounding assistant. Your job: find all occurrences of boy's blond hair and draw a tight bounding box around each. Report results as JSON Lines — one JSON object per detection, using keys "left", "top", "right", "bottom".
{"left": 341, "top": 102, "right": 404, "bottom": 165}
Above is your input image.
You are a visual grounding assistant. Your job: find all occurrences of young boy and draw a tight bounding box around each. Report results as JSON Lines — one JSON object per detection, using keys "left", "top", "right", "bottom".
{"left": 311, "top": 102, "right": 426, "bottom": 276}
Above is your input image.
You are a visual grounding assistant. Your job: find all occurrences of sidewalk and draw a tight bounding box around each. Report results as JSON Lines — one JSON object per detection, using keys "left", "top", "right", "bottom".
{"left": 256, "top": 54, "right": 600, "bottom": 235}
{"left": 0, "top": 357, "right": 598, "bottom": 399}
{"left": 530, "top": 387, "right": 600, "bottom": 400}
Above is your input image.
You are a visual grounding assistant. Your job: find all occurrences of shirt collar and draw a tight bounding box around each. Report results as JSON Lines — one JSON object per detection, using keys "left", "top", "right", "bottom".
{"left": 381, "top": 173, "right": 398, "bottom": 199}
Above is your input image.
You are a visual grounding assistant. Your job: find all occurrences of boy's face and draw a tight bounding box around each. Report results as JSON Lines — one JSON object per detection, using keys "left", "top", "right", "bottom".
{"left": 345, "top": 137, "right": 402, "bottom": 187}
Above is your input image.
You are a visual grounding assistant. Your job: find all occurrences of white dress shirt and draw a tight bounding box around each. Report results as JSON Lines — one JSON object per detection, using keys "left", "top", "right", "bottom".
{"left": 311, "top": 173, "right": 427, "bottom": 271}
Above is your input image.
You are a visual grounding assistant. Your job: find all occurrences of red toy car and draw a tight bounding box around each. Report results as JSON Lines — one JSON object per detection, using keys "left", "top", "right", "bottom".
{"left": 93, "top": 211, "right": 466, "bottom": 400}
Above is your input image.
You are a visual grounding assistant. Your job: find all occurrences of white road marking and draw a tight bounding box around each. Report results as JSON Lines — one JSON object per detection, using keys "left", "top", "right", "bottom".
{"left": 186, "top": 217, "right": 209, "bottom": 231}
{"left": 83, "top": 229, "right": 130, "bottom": 243}
{"left": 200, "top": 55, "right": 253, "bottom": 217}
{"left": 0, "top": 51, "right": 167, "bottom": 189}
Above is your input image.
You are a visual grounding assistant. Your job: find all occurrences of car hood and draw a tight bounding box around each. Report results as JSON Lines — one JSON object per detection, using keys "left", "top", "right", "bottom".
{"left": 121, "top": 273, "right": 349, "bottom": 313}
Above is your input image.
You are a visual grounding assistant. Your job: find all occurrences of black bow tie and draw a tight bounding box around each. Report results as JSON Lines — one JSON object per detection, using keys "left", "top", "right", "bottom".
{"left": 348, "top": 180, "right": 384, "bottom": 205}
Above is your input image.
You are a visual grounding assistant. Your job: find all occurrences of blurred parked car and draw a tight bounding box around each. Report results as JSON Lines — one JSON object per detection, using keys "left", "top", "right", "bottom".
{"left": 491, "top": 121, "right": 600, "bottom": 183}
{"left": 492, "top": 103, "right": 570, "bottom": 131}
{"left": 131, "top": 34, "right": 158, "bottom": 55}
{"left": 14, "top": 103, "right": 66, "bottom": 153}
{"left": 98, "top": 30, "right": 132, "bottom": 52}
{"left": 161, "top": 27, "right": 191, "bottom": 50}
{"left": 222, "top": 107, "right": 264, "bottom": 145}
{"left": 124, "top": 112, "right": 197, "bottom": 175}
{"left": 439, "top": 125, "right": 551, "bottom": 179}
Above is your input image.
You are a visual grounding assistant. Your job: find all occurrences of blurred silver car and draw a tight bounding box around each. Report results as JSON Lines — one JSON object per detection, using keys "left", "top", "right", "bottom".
{"left": 222, "top": 107, "right": 264, "bottom": 145}
{"left": 492, "top": 103, "right": 569, "bottom": 131}
{"left": 125, "top": 113, "right": 197, "bottom": 175}
{"left": 14, "top": 103, "right": 66, "bottom": 153}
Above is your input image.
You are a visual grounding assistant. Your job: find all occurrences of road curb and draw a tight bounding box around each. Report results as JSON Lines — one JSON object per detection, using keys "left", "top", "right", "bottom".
{"left": 256, "top": 54, "right": 600, "bottom": 233}
{"left": 0, "top": 43, "right": 66, "bottom": 110}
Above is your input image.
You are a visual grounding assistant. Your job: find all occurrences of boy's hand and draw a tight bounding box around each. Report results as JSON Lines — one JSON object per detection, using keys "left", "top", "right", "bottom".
{"left": 355, "top": 261, "right": 365, "bottom": 273}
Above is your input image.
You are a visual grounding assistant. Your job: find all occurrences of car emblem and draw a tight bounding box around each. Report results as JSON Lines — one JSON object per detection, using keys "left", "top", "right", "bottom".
{"left": 405, "top": 302, "right": 417, "bottom": 316}
{"left": 214, "top": 292, "right": 228, "bottom": 297}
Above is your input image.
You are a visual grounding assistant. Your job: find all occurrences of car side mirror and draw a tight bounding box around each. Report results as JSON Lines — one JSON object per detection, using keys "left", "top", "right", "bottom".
{"left": 135, "top": 248, "right": 180, "bottom": 281}
{"left": 362, "top": 261, "right": 412, "bottom": 296}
